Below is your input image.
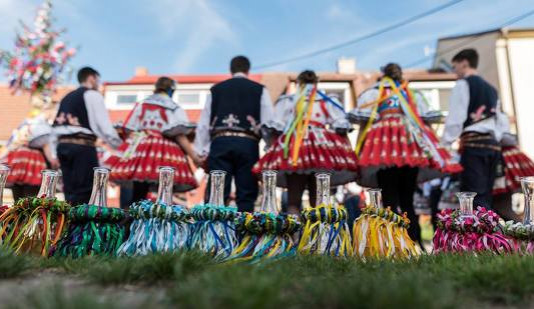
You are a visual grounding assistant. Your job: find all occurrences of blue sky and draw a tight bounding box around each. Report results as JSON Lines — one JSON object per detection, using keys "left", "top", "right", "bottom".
{"left": 1, "top": 0, "right": 534, "bottom": 82}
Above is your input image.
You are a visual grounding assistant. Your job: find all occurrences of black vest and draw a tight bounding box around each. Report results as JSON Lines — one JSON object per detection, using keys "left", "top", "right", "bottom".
{"left": 463, "top": 75, "right": 498, "bottom": 128}
{"left": 53, "top": 87, "right": 92, "bottom": 132}
{"left": 210, "top": 77, "right": 263, "bottom": 136}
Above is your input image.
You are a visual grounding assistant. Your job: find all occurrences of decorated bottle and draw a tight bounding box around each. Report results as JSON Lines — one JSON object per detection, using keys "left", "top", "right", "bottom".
{"left": 315, "top": 173, "right": 331, "bottom": 207}
{"left": 89, "top": 167, "right": 111, "bottom": 207}
{"left": 156, "top": 166, "right": 175, "bottom": 205}
{"left": 37, "top": 169, "right": 60, "bottom": 198}
{"left": 0, "top": 164, "right": 10, "bottom": 206}
{"left": 456, "top": 192, "right": 476, "bottom": 219}
{"left": 260, "top": 170, "right": 278, "bottom": 214}
{"left": 521, "top": 177, "right": 534, "bottom": 225}
{"left": 208, "top": 170, "right": 226, "bottom": 206}
{"left": 368, "top": 188, "right": 383, "bottom": 209}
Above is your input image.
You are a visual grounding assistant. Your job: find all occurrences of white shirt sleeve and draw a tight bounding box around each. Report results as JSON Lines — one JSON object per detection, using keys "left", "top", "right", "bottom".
{"left": 84, "top": 90, "right": 122, "bottom": 148}
{"left": 193, "top": 94, "right": 212, "bottom": 156}
{"left": 442, "top": 80, "right": 469, "bottom": 146}
{"left": 260, "top": 88, "right": 274, "bottom": 125}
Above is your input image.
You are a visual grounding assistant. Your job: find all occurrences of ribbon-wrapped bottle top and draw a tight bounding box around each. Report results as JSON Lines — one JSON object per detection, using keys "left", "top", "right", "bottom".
{"left": 260, "top": 170, "right": 279, "bottom": 214}
{"left": 208, "top": 170, "right": 226, "bottom": 206}
{"left": 315, "top": 173, "right": 331, "bottom": 207}
{"left": 456, "top": 192, "right": 476, "bottom": 219}
{"left": 88, "top": 167, "right": 110, "bottom": 208}
{"left": 37, "top": 169, "right": 59, "bottom": 198}
{"left": 0, "top": 164, "right": 9, "bottom": 205}
{"left": 156, "top": 166, "right": 175, "bottom": 205}
{"left": 521, "top": 177, "right": 534, "bottom": 225}
{"left": 368, "top": 188, "right": 383, "bottom": 209}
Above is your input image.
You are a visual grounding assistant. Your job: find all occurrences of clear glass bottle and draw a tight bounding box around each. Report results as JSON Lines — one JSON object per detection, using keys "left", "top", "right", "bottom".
{"left": 368, "top": 188, "right": 383, "bottom": 209}
{"left": 260, "top": 170, "right": 279, "bottom": 214}
{"left": 0, "top": 164, "right": 10, "bottom": 205}
{"left": 315, "top": 173, "right": 331, "bottom": 207}
{"left": 156, "top": 166, "right": 175, "bottom": 205}
{"left": 88, "top": 167, "right": 110, "bottom": 207}
{"left": 208, "top": 170, "right": 226, "bottom": 206}
{"left": 521, "top": 177, "right": 534, "bottom": 225}
{"left": 37, "top": 169, "right": 59, "bottom": 198}
{"left": 456, "top": 191, "right": 477, "bottom": 218}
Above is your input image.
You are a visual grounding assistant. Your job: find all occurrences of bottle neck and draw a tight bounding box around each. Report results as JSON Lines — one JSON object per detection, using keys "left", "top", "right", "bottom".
{"left": 260, "top": 171, "right": 278, "bottom": 213}
{"left": 0, "top": 165, "right": 9, "bottom": 205}
{"left": 156, "top": 168, "right": 174, "bottom": 205}
{"left": 315, "top": 174, "right": 331, "bottom": 206}
{"left": 88, "top": 168, "right": 110, "bottom": 207}
{"left": 521, "top": 178, "right": 534, "bottom": 225}
{"left": 37, "top": 170, "right": 59, "bottom": 198}
{"left": 208, "top": 171, "right": 226, "bottom": 206}
{"left": 368, "top": 189, "right": 383, "bottom": 209}
{"left": 457, "top": 192, "right": 476, "bottom": 218}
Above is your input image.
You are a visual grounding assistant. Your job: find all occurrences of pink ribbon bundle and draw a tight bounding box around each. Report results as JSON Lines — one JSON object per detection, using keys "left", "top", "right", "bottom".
{"left": 433, "top": 207, "right": 513, "bottom": 254}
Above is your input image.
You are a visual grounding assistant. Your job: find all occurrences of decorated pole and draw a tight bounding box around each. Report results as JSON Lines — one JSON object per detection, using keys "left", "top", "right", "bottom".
{"left": 0, "top": 169, "right": 69, "bottom": 256}
{"left": 298, "top": 173, "right": 352, "bottom": 256}
{"left": 52, "top": 167, "right": 126, "bottom": 258}
{"left": 0, "top": 165, "right": 10, "bottom": 224}
{"left": 188, "top": 170, "right": 237, "bottom": 259}
{"left": 353, "top": 188, "right": 421, "bottom": 259}
{"left": 503, "top": 177, "right": 534, "bottom": 254}
{"left": 227, "top": 170, "right": 300, "bottom": 263}
{"left": 118, "top": 167, "right": 190, "bottom": 256}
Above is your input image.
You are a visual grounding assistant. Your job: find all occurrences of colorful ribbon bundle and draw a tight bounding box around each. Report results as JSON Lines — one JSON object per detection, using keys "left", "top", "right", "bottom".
{"left": 188, "top": 204, "right": 237, "bottom": 259}
{"left": 501, "top": 221, "right": 534, "bottom": 254}
{"left": 117, "top": 200, "right": 191, "bottom": 256}
{"left": 297, "top": 204, "right": 352, "bottom": 257}
{"left": 0, "top": 197, "right": 69, "bottom": 256}
{"left": 433, "top": 207, "right": 512, "bottom": 254}
{"left": 227, "top": 212, "right": 301, "bottom": 263}
{"left": 52, "top": 204, "right": 126, "bottom": 258}
{"left": 353, "top": 206, "right": 420, "bottom": 259}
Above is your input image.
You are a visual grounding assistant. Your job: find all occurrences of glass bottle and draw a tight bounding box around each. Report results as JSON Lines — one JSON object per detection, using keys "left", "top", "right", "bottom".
{"left": 260, "top": 170, "right": 279, "bottom": 214}
{"left": 521, "top": 177, "right": 534, "bottom": 225}
{"left": 208, "top": 170, "right": 226, "bottom": 206}
{"left": 368, "top": 188, "right": 383, "bottom": 209}
{"left": 37, "top": 169, "right": 59, "bottom": 198}
{"left": 0, "top": 164, "right": 9, "bottom": 205}
{"left": 315, "top": 173, "right": 331, "bottom": 207}
{"left": 88, "top": 167, "right": 110, "bottom": 207}
{"left": 456, "top": 192, "right": 477, "bottom": 218}
{"left": 156, "top": 166, "right": 175, "bottom": 205}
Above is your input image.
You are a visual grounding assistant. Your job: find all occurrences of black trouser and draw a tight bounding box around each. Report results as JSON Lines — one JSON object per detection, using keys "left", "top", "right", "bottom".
{"left": 460, "top": 146, "right": 501, "bottom": 209}
{"left": 207, "top": 136, "right": 259, "bottom": 213}
{"left": 132, "top": 181, "right": 150, "bottom": 204}
{"left": 286, "top": 173, "right": 317, "bottom": 214}
{"left": 57, "top": 143, "right": 99, "bottom": 206}
{"left": 11, "top": 184, "right": 39, "bottom": 201}
{"left": 377, "top": 166, "right": 421, "bottom": 244}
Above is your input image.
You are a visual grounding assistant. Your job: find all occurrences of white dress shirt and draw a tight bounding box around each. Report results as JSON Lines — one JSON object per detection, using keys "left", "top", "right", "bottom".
{"left": 442, "top": 79, "right": 503, "bottom": 147}
{"left": 50, "top": 89, "right": 122, "bottom": 156}
{"left": 193, "top": 73, "right": 274, "bottom": 156}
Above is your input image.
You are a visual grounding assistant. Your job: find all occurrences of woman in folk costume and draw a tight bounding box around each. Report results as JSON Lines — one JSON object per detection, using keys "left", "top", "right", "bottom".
{"left": 253, "top": 70, "right": 358, "bottom": 214}
{"left": 107, "top": 77, "right": 198, "bottom": 202}
{"left": 2, "top": 110, "right": 58, "bottom": 200}
{"left": 349, "top": 63, "right": 462, "bottom": 244}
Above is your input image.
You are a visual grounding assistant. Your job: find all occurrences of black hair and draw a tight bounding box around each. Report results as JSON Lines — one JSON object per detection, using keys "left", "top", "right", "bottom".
{"left": 297, "top": 70, "right": 319, "bottom": 84}
{"left": 154, "top": 77, "right": 176, "bottom": 94}
{"left": 382, "top": 63, "right": 403, "bottom": 81}
{"left": 77, "top": 67, "right": 100, "bottom": 83}
{"left": 452, "top": 49, "right": 479, "bottom": 69}
{"left": 230, "top": 55, "right": 251, "bottom": 74}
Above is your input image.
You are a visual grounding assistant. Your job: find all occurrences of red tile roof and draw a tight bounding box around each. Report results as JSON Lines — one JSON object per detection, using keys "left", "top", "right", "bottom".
{"left": 105, "top": 74, "right": 263, "bottom": 86}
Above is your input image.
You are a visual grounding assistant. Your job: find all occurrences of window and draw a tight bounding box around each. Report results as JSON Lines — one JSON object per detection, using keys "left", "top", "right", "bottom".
{"left": 116, "top": 95, "right": 137, "bottom": 104}
{"left": 177, "top": 93, "right": 200, "bottom": 106}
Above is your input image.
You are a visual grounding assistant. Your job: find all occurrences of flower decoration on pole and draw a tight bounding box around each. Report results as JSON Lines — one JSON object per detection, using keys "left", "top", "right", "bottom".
{"left": 0, "top": 0, "right": 76, "bottom": 106}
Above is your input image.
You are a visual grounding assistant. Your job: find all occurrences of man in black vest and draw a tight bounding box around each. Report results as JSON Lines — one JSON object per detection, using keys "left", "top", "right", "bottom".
{"left": 52, "top": 67, "right": 121, "bottom": 205}
{"left": 442, "top": 49, "right": 502, "bottom": 208}
{"left": 194, "top": 56, "right": 273, "bottom": 212}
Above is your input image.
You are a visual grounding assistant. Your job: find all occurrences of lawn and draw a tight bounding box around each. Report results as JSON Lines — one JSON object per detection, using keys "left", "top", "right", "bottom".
{"left": 1, "top": 250, "right": 533, "bottom": 308}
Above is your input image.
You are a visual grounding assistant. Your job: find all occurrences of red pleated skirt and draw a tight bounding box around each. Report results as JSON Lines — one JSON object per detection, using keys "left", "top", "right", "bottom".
{"left": 253, "top": 127, "right": 358, "bottom": 187}
{"left": 108, "top": 131, "right": 197, "bottom": 192}
{"left": 4, "top": 146, "right": 46, "bottom": 186}
{"left": 493, "top": 146, "right": 534, "bottom": 195}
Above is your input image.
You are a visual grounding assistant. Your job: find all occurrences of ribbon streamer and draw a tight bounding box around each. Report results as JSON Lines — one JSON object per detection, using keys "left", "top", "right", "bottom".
{"left": 117, "top": 200, "right": 190, "bottom": 256}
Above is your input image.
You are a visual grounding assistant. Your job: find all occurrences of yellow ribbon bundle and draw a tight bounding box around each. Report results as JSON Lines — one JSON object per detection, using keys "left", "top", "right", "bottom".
{"left": 353, "top": 206, "right": 421, "bottom": 260}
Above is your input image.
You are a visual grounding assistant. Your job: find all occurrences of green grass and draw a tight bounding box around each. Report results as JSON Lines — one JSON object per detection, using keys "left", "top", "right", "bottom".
{"left": 2, "top": 252, "right": 534, "bottom": 308}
